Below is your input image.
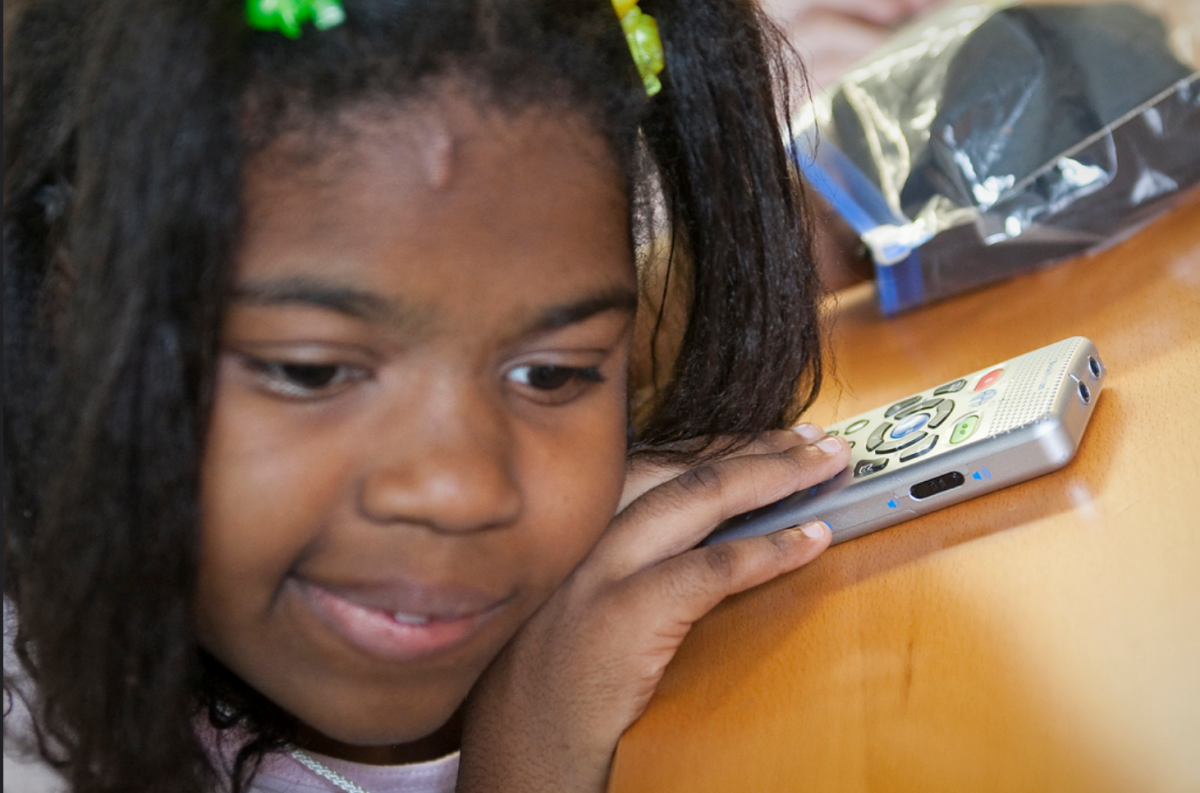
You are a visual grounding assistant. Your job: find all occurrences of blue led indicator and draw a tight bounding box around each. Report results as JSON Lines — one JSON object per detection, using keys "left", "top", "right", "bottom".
{"left": 886, "top": 499, "right": 898, "bottom": 509}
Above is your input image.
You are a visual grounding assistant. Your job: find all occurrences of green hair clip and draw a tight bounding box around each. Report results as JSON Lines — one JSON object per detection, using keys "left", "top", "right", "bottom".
{"left": 612, "top": 0, "right": 664, "bottom": 96}
{"left": 247, "top": 0, "right": 346, "bottom": 38}
{"left": 245, "top": 0, "right": 660, "bottom": 94}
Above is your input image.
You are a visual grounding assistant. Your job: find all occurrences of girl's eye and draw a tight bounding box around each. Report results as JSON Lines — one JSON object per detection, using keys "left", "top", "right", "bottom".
{"left": 243, "top": 357, "right": 368, "bottom": 399}
{"left": 507, "top": 364, "right": 605, "bottom": 403}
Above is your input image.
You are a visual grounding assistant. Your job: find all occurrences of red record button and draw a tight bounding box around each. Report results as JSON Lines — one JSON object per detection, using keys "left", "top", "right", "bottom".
{"left": 974, "top": 368, "right": 1004, "bottom": 391}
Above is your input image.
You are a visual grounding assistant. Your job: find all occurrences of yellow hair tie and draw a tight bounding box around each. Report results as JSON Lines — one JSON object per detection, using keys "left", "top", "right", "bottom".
{"left": 611, "top": 0, "right": 664, "bottom": 96}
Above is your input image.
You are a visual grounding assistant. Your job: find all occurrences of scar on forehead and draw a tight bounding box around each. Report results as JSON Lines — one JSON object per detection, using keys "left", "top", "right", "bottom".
{"left": 417, "top": 116, "right": 456, "bottom": 191}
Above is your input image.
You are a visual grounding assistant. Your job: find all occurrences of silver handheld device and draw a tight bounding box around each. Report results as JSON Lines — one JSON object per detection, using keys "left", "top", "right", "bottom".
{"left": 705, "top": 336, "right": 1105, "bottom": 546}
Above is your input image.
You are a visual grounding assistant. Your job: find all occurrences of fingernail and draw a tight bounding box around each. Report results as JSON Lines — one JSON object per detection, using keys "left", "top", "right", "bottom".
{"left": 816, "top": 436, "right": 844, "bottom": 453}
{"left": 801, "top": 521, "right": 829, "bottom": 539}
{"left": 791, "top": 423, "right": 824, "bottom": 442}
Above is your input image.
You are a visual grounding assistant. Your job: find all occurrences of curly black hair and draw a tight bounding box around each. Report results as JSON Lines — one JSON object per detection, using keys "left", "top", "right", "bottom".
{"left": 3, "top": 0, "right": 823, "bottom": 790}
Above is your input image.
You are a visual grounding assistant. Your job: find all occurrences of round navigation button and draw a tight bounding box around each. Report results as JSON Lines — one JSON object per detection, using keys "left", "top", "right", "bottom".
{"left": 891, "top": 412, "right": 930, "bottom": 439}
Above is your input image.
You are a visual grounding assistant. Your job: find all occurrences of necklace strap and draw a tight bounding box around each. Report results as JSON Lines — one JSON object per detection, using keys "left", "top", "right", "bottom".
{"left": 290, "top": 749, "right": 373, "bottom": 793}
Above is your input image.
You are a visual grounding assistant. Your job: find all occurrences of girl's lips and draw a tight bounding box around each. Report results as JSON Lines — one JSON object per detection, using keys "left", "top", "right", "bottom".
{"left": 291, "top": 577, "right": 510, "bottom": 663}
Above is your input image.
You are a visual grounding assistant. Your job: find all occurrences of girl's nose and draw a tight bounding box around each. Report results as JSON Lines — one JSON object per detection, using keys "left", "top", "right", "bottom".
{"left": 355, "top": 389, "right": 522, "bottom": 534}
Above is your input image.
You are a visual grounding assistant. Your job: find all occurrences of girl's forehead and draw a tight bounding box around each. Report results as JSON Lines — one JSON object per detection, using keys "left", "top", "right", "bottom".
{"left": 235, "top": 98, "right": 635, "bottom": 332}
{"left": 245, "top": 97, "right": 622, "bottom": 205}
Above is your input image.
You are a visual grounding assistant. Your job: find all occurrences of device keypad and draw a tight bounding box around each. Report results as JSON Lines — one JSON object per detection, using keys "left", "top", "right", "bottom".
{"left": 866, "top": 422, "right": 892, "bottom": 452}
{"left": 927, "top": 399, "right": 955, "bottom": 429}
{"left": 884, "top": 396, "right": 922, "bottom": 418}
{"left": 898, "top": 433, "right": 938, "bottom": 462}
{"left": 892, "top": 397, "right": 941, "bottom": 421}
{"left": 833, "top": 366, "right": 1005, "bottom": 481}
{"left": 874, "top": 431, "right": 928, "bottom": 455}
{"left": 854, "top": 458, "right": 889, "bottom": 477}
{"left": 933, "top": 378, "right": 967, "bottom": 395}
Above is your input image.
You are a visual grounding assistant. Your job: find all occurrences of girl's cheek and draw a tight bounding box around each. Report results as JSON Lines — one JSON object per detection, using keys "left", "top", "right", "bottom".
{"left": 527, "top": 389, "right": 629, "bottom": 576}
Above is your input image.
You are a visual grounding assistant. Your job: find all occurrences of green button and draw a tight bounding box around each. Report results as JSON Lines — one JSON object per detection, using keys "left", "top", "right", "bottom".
{"left": 949, "top": 414, "right": 980, "bottom": 444}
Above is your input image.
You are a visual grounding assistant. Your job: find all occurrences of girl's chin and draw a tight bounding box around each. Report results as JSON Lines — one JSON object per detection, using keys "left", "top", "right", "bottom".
{"left": 295, "top": 706, "right": 465, "bottom": 765}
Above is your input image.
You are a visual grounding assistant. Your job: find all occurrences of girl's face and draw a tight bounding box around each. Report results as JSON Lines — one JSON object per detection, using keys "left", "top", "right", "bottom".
{"left": 196, "top": 102, "right": 636, "bottom": 761}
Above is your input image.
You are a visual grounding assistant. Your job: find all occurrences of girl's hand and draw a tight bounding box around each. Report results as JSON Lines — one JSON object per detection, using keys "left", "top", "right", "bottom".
{"left": 457, "top": 425, "right": 850, "bottom": 792}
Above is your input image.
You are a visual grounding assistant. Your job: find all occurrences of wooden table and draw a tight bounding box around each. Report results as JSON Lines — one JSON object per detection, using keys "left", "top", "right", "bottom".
{"left": 610, "top": 195, "right": 1200, "bottom": 793}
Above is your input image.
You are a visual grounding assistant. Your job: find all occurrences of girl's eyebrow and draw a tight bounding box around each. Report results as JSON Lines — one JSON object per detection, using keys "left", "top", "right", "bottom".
{"left": 233, "top": 277, "right": 400, "bottom": 323}
{"left": 231, "top": 277, "right": 637, "bottom": 332}
{"left": 526, "top": 287, "right": 638, "bottom": 334}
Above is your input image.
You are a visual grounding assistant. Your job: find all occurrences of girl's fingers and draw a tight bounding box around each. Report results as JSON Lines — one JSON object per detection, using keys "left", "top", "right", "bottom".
{"left": 585, "top": 521, "right": 833, "bottom": 689}
{"left": 594, "top": 434, "right": 849, "bottom": 578}
{"left": 460, "top": 436, "right": 842, "bottom": 793}
{"left": 635, "top": 520, "right": 833, "bottom": 628}
{"left": 618, "top": 425, "right": 827, "bottom": 513}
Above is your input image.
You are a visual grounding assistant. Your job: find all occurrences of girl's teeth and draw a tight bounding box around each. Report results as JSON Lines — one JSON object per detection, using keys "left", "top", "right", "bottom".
{"left": 392, "top": 612, "right": 431, "bottom": 626}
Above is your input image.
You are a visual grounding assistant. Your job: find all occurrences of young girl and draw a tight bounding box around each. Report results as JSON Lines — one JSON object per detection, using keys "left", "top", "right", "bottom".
{"left": 3, "top": 0, "right": 850, "bottom": 791}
